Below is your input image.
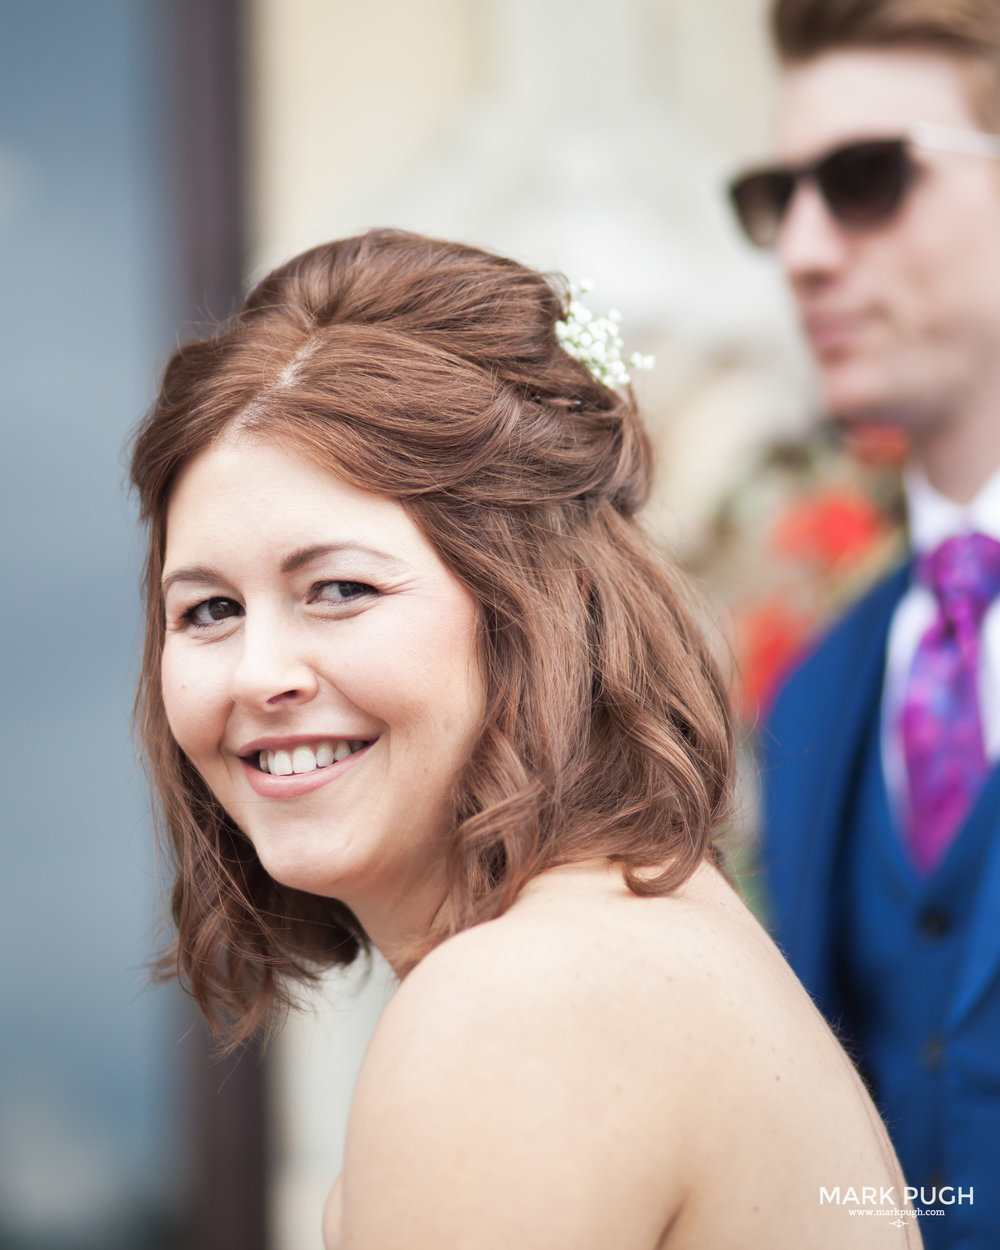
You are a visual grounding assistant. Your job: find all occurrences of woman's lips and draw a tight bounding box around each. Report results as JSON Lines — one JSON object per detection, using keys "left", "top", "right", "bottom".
{"left": 238, "top": 740, "right": 373, "bottom": 798}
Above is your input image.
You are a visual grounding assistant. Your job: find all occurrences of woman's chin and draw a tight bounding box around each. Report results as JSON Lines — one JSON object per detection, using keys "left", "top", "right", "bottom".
{"left": 250, "top": 835, "right": 356, "bottom": 900}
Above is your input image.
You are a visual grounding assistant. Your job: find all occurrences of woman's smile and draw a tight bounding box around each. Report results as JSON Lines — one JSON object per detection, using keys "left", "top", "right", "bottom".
{"left": 159, "top": 435, "right": 486, "bottom": 943}
{"left": 238, "top": 735, "right": 376, "bottom": 798}
{"left": 248, "top": 737, "right": 369, "bottom": 777}
{"left": 236, "top": 730, "right": 377, "bottom": 800}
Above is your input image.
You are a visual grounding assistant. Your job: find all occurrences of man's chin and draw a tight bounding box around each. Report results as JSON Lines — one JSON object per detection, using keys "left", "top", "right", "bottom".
{"left": 821, "top": 371, "right": 918, "bottom": 432}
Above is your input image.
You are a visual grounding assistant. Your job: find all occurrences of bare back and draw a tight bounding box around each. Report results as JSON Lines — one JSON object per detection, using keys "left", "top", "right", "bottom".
{"left": 326, "top": 861, "right": 922, "bottom": 1249}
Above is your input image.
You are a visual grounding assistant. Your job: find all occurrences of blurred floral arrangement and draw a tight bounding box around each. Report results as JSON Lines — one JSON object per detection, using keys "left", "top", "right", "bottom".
{"left": 690, "top": 420, "right": 907, "bottom": 727}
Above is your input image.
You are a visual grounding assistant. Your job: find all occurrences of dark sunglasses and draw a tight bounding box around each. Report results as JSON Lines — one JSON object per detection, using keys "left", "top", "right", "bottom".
{"left": 728, "top": 137, "right": 918, "bottom": 248}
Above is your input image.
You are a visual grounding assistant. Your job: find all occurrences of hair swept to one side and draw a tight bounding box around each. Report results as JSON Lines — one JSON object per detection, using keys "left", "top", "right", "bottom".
{"left": 130, "top": 228, "right": 735, "bottom": 1050}
{"left": 771, "top": 0, "right": 1000, "bottom": 126}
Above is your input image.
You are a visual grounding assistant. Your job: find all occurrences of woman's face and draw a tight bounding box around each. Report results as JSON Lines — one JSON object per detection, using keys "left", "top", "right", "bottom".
{"left": 160, "top": 436, "right": 486, "bottom": 947}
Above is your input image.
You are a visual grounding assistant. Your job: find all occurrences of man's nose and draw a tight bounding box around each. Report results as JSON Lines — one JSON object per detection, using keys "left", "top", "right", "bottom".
{"left": 230, "top": 614, "right": 319, "bottom": 710}
{"left": 775, "top": 179, "right": 849, "bottom": 285}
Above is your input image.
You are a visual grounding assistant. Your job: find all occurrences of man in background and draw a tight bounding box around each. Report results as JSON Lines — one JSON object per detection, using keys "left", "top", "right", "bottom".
{"left": 727, "top": 2, "right": 1000, "bottom": 1246}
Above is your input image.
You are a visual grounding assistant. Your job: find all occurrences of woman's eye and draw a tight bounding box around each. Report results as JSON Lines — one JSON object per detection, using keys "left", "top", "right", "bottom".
{"left": 182, "top": 597, "right": 243, "bottom": 627}
{"left": 312, "top": 580, "right": 377, "bottom": 605}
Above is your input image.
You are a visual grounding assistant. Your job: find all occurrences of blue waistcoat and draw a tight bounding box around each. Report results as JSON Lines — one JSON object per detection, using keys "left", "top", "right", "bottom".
{"left": 839, "top": 702, "right": 994, "bottom": 1250}
{"left": 760, "top": 563, "right": 1000, "bottom": 1250}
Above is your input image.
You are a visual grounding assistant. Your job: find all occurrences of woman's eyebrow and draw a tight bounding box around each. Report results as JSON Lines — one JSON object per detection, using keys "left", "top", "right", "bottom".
{"left": 279, "top": 542, "right": 408, "bottom": 576}
{"left": 161, "top": 543, "right": 408, "bottom": 592}
{"left": 161, "top": 564, "right": 224, "bottom": 594}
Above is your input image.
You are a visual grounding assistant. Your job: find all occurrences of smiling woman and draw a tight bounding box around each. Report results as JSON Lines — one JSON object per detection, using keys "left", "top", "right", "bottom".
{"left": 129, "top": 230, "right": 919, "bottom": 1249}
{"left": 159, "top": 440, "right": 485, "bottom": 945}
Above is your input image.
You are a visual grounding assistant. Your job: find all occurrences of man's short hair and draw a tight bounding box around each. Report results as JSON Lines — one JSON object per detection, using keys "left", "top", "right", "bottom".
{"left": 772, "top": 0, "right": 1000, "bottom": 128}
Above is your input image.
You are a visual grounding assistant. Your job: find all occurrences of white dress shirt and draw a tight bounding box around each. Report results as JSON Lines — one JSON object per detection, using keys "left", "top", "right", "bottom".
{"left": 882, "top": 465, "right": 1000, "bottom": 824}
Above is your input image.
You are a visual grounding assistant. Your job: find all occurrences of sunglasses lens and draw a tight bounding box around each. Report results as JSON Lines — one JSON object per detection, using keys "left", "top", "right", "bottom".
{"left": 818, "top": 140, "right": 911, "bottom": 225}
{"left": 729, "top": 171, "right": 796, "bottom": 248}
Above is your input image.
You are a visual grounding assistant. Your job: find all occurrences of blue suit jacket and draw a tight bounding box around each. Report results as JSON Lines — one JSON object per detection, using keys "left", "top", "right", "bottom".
{"left": 759, "top": 564, "right": 1000, "bottom": 1245}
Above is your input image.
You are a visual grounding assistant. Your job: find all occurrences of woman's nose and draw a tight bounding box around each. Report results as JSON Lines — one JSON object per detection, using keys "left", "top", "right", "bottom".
{"left": 230, "top": 615, "right": 319, "bottom": 710}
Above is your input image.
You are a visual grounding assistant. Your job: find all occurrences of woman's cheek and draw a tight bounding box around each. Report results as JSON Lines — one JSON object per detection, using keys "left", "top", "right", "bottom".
{"left": 161, "top": 645, "right": 222, "bottom": 756}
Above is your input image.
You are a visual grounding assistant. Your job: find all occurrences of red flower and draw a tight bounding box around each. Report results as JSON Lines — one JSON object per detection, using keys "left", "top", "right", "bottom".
{"left": 772, "top": 489, "right": 886, "bottom": 568}
{"left": 732, "top": 598, "right": 815, "bottom": 720}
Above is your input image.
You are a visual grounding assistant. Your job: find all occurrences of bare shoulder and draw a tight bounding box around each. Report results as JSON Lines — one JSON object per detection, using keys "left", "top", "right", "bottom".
{"left": 357, "top": 861, "right": 749, "bottom": 1101}
{"left": 335, "top": 861, "right": 917, "bottom": 1250}
{"left": 336, "top": 864, "right": 718, "bottom": 1250}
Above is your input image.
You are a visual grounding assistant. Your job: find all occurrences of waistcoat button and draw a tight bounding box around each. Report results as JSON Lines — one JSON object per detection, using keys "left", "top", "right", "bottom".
{"left": 921, "top": 1036, "right": 946, "bottom": 1071}
{"left": 917, "top": 906, "right": 952, "bottom": 939}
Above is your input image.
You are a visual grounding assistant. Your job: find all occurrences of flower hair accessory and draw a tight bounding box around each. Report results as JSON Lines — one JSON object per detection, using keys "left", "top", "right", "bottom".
{"left": 555, "top": 280, "right": 655, "bottom": 389}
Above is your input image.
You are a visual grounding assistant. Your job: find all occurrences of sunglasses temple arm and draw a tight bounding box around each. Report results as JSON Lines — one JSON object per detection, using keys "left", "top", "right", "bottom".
{"left": 910, "top": 122, "right": 1000, "bottom": 161}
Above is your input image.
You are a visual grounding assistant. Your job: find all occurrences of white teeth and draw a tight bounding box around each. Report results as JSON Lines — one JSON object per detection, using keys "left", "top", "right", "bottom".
{"left": 292, "top": 746, "right": 318, "bottom": 774}
{"left": 258, "top": 739, "right": 366, "bottom": 775}
{"left": 270, "top": 749, "right": 292, "bottom": 776}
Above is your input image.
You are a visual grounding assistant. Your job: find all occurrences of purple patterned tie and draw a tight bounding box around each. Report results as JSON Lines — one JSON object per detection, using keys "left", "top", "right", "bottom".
{"left": 901, "top": 532, "right": 1000, "bottom": 872}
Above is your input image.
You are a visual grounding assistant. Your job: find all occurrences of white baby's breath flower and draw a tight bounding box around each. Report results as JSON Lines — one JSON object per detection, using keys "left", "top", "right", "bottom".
{"left": 554, "top": 281, "right": 654, "bottom": 389}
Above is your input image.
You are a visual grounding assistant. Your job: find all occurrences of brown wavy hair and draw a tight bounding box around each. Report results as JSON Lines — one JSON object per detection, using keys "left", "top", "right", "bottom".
{"left": 130, "top": 229, "right": 734, "bottom": 1049}
{"left": 772, "top": 0, "right": 1000, "bottom": 127}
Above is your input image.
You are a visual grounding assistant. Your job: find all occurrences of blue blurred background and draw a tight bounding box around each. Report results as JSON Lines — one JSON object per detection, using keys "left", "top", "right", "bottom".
{"left": 1, "top": 3, "right": 204, "bottom": 1246}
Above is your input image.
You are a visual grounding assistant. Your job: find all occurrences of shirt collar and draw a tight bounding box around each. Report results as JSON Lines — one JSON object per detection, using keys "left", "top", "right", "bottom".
{"left": 906, "top": 463, "right": 1000, "bottom": 553}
